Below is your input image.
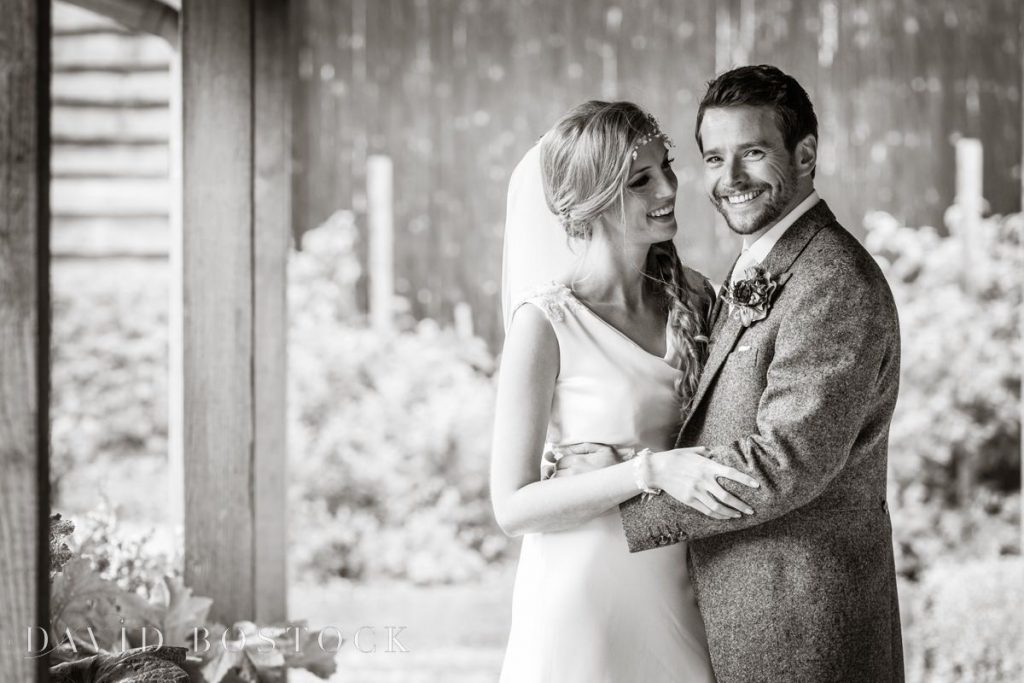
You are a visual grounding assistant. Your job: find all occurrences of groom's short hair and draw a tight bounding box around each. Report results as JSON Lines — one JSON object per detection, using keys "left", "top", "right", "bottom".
{"left": 695, "top": 64, "right": 818, "bottom": 154}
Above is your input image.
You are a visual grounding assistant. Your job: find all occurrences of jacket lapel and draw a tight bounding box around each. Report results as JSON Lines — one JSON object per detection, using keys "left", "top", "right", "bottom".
{"left": 677, "top": 310, "right": 744, "bottom": 442}
{"left": 677, "top": 199, "right": 836, "bottom": 440}
{"left": 757, "top": 200, "right": 835, "bottom": 277}
{"left": 707, "top": 251, "right": 742, "bottom": 329}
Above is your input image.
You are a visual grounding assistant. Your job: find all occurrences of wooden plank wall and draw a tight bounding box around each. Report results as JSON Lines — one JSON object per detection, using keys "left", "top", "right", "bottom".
{"left": 292, "top": 0, "right": 1022, "bottom": 346}
{"left": 51, "top": 1, "right": 173, "bottom": 258}
{"left": 736, "top": 0, "right": 1021, "bottom": 235}
{"left": 0, "top": 0, "right": 50, "bottom": 681}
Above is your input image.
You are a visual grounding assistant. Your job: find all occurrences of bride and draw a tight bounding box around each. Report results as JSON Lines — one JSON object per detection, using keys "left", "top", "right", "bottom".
{"left": 490, "top": 101, "right": 760, "bottom": 682}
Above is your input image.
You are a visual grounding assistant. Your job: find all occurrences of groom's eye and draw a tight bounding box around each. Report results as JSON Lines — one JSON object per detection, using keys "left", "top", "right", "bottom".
{"left": 704, "top": 155, "right": 722, "bottom": 165}
{"left": 745, "top": 149, "right": 766, "bottom": 160}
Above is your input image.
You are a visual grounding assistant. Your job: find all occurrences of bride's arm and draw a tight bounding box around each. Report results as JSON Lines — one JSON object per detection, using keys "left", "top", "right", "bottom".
{"left": 489, "top": 303, "right": 641, "bottom": 537}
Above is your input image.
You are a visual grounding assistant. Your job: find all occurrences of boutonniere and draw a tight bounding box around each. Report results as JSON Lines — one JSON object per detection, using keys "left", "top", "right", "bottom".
{"left": 721, "top": 265, "right": 782, "bottom": 327}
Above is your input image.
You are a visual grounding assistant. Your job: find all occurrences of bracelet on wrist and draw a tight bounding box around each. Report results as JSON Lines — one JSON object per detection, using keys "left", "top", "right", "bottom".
{"left": 631, "top": 448, "right": 662, "bottom": 500}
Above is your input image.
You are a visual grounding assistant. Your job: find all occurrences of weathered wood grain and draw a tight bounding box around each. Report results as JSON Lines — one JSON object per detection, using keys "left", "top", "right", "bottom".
{"left": 52, "top": 106, "right": 170, "bottom": 144}
{"left": 51, "top": 177, "right": 169, "bottom": 216}
{"left": 53, "top": 70, "right": 172, "bottom": 105}
{"left": 51, "top": 217, "right": 168, "bottom": 258}
{"left": 180, "top": 0, "right": 289, "bottom": 626}
{"left": 61, "top": 0, "right": 179, "bottom": 44}
{"left": 51, "top": 142, "right": 169, "bottom": 177}
{"left": 292, "top": 0, "right": 1022, "bottom": 346}
{"left": 53, "top": 31, "right": 172, "bottom": 70}
{"left": 0, "top": 0, "right": 50, "bottom": 680}
{"left": 253, "top": 0, "right": 290, "bottom": 625}
{"left": 181, "top": 0, "right": 256, "bottom": 625}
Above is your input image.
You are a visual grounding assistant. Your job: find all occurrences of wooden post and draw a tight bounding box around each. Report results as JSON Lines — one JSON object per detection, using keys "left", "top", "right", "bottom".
{"left": 168, "top": 13, "right": 185, "bottom": 543}
{"left": 454, "top": 302, "right": 474, "bottom": 339}
{"left": 368, "top": 155, "right": 394, "bottom": 333}
{"left": 953, "top": 138, "right": 983, "bottom": 504}
{"left": 0, "top": 0, "right": 50, "bottom": 680}
{"left": 953, "top": 138, "right": 983, "bottom": 283}
{"left": 179, "top": 0, "right": 289, "bottom": 625}
{"left": 252, "top": 0, "right": 290, "bottom": 624}
{"left": 955, "top": 139, "right": 984, "bottom": 228}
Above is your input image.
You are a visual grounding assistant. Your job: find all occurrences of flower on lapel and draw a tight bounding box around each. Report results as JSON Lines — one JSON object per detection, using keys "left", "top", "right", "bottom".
{"left": 721, "top": 265, "right": 780, "bottom": 327}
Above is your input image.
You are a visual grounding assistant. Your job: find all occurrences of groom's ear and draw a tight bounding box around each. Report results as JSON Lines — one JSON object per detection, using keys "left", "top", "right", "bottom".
{"left": 795, "top": 134, "right": 817, "bottom": 179}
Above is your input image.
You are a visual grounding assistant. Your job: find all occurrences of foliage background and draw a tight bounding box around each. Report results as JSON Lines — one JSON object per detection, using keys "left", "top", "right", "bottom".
{"left": 52, "top": 206, "right": 1021, "bottom": 681}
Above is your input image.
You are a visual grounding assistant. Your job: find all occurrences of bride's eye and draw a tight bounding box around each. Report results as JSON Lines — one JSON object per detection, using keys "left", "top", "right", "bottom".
{"left": 629, "top": 175, "right": 649, "bottom": 188}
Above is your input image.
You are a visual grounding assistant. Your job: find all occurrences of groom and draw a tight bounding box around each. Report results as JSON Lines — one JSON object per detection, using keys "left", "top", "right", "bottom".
{"left": 567, "top": 65, "right": 904, "bottom": 681}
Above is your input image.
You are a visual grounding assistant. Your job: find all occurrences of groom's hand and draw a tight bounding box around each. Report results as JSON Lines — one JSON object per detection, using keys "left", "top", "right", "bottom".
{"left": 551, "top": 443, "right": 619, "bottom": 477}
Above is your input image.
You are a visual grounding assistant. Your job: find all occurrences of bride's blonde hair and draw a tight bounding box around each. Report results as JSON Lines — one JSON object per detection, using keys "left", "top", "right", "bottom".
{"left": 539, "top": 100, "right": 709, "bottom": 420}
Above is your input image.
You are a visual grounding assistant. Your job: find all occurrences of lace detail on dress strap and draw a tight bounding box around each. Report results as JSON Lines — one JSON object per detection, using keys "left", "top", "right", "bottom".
{"left": 511, "top": 281, "right": 583, "bottom": 323}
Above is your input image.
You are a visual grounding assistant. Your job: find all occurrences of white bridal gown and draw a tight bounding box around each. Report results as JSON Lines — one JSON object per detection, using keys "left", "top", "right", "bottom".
{"left": 499, "top": 283, "right": 715, "bottom": 683}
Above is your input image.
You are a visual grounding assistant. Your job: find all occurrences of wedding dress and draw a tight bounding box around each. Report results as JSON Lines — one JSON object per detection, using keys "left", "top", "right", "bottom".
{"left": 498, "top": 282, "right": 715, "bottom": 683}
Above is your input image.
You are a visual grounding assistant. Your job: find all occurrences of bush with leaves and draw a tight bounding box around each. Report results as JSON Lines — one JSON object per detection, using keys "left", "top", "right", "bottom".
{"left": 865, "top": 209, "right": 1021, "bottom": 578}
{"left": 70, "top": 500, "right": 183, "bottom": 597}
{"left": 288, "top": 211, "right": 508, "bottom": 584}
{"left": 49, "top": 213, "right": 509, "bottom": 585}
{"left": 48, "top": 512, "right": 337, "bottom": 682}
{"left": 902, "top": 557, "right": 1023, "bottom": 682}
{"left": 50, "top": 262, "right": 169, "bottom": 502}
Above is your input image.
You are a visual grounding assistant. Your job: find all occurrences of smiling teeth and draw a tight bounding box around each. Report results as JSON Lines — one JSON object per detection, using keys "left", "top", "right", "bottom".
{"left": 726, "top": 190, "right": 763, "bottom": 205}
{"left": 648, "top": 206, "right": 674, "bottom": 217}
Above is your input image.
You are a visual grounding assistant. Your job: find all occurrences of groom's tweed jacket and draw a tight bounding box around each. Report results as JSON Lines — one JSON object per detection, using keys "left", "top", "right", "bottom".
{"left": 621, "top": 200, "right": 904, "bottom": 682}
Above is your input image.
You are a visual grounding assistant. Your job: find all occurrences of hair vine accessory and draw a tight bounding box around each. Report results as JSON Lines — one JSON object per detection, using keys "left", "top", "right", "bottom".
{"left": 630, "top": 113, "right": 674, "bottom": 160}
{"left": 558, "top": 206, "right": 592, "bottom": 239}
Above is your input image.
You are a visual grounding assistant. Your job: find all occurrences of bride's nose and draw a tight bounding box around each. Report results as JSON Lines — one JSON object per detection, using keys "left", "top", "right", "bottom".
{"left": 654, "top": 174, "right": 676, "bottom": 199}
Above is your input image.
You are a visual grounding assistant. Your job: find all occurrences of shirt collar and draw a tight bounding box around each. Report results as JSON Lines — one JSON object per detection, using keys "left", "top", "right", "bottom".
{"left": 741, "top": 190, "right": 820, "bottom": 263}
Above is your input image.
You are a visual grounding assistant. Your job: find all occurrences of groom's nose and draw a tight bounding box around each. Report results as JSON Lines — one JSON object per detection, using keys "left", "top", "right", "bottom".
{"left": 724, "top": 155, "right": 748, "bottom": 185}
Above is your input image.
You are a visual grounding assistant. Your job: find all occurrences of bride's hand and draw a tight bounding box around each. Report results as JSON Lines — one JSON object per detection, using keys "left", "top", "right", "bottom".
{"left": 547, "top": 443, "right": 619, "bottom": 477}
{"left": 649, "top": 448, "right": 760, "bottom": 520}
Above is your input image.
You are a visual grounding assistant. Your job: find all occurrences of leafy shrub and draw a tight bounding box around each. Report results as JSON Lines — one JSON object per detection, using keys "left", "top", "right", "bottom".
{"left": 865, "top": 210, "right": 1021, "bottom": 578}
{"left": 50, "top": 262, "right": 169, "bottom": 500}
{"left": 49, "top": 214, "right": 509, "bottom": 585}
{"left": 48, "top": 512, "right": 337, "bottom": 682}
{"left": 866, "top": 209, "right": 1021, "bottom": 498}
{"left": 71, "top": 499, "right": 183, "bottom": 597}
{"left": 49, "top": 513, "right": 75, "bottom": 579}
{"left": 902, "top": 557, "right": 1022, "bottom": 682}
{"left": 893, "top": 490, "right": 1019, "bottom": 582}
{"left": 288, "top": 211, "right": 509, "bottom": 583}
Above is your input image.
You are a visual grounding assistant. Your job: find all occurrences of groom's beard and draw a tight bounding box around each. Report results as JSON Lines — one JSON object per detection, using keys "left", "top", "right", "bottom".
{"left": 712, "top": 164, "right": 800, "bottom": 236}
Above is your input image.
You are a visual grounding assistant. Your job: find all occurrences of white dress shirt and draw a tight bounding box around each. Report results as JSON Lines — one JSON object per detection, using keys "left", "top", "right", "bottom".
{"left": 730, "top": 190, "right": 820, "bottom": 283}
